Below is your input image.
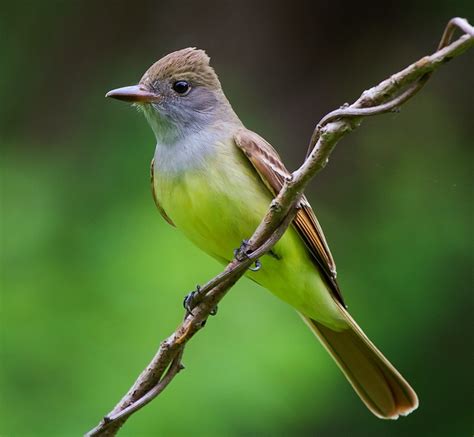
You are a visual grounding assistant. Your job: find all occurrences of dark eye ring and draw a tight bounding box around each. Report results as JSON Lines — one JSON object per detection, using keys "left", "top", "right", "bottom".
{"left": 173, "top": 80, "right": 190, "bottom": 95}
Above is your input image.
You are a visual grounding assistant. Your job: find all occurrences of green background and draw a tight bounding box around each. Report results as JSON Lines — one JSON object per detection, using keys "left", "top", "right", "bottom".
{"left": 1, "top": 1, "right": 473, "bottom": 436}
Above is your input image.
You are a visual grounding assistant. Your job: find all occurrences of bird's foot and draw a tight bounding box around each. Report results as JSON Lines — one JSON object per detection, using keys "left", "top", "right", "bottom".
{"left": 183, "top": 285, "right": 218, "bottom": 318}
{"left": 233, "top": 239, "right": 262, "bottom": 271}
{"left": 233, "top": 239, "right": 250, "bottom": 261}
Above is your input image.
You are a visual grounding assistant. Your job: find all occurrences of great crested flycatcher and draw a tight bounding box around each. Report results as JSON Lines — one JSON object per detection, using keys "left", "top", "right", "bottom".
{"left": 106, "top": 48, "right": 418, "bottom": 419}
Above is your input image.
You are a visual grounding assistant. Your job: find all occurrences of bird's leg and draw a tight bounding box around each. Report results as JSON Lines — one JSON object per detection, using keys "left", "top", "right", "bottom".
{"left": 183, "top": 285, "right": 218, "bottom": 318}
{"left": 233, "top": 239, "right": 262, "bottom": 271}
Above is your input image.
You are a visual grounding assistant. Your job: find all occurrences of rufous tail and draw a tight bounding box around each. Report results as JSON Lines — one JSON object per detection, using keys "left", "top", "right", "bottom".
{"left": 300, "top": 307, "right": 418, "bottom": 419}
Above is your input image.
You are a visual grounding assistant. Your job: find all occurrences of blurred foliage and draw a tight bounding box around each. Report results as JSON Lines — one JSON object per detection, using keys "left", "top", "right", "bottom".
{"left": 1, "top": 1, "right": 473, "bottom": 436}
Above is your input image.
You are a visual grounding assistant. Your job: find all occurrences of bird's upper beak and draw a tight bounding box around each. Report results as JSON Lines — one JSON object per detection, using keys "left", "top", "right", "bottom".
{"left": 105, "top": 85, "right": 160, "bottom": 103}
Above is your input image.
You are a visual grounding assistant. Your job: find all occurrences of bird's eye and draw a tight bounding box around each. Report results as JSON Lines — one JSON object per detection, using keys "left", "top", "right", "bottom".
{"left": 173, "top": 80, "right": 190, "bottom": 95}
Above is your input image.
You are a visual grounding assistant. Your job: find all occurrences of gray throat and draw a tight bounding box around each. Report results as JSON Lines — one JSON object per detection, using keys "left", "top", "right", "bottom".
{"left": 144, "top": 110, "right": 241, "bottom": 176}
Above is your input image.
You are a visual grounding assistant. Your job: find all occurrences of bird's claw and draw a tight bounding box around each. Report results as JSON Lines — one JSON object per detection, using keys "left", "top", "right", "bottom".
{"left": 209, "top": 306, "right": 218, "bottom": 316}
{"left": 234, "top": 239, "right": 262, "bottom": 272}
{"left": 249, "top": 259, "right": 262, "bottom": 271}
{"left": 233, "top": 239, "right": 250, "bottom": 261}
{"left": 183, "top": 285, "right": 218, "bottom": 318}
{"left": 183, "top": 285, "right": 201, "bottom": 316}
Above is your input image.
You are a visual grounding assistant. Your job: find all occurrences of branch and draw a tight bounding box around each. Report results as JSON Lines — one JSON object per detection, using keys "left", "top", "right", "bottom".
{"left": 85, "top": 17, "right": 473, "bottom": 436}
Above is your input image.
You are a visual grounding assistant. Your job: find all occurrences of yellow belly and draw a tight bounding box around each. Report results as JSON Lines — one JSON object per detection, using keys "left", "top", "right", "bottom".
{"left": 153, "top": 147, "right": 347, "bottom": 329}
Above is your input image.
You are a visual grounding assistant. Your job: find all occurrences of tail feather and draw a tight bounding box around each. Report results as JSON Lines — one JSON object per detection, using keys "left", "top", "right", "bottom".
{"left": 300, "top": 309, "right": 418, "bottom": 419}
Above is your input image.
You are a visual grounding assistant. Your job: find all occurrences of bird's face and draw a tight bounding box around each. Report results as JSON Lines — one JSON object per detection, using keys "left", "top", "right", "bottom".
{"left": 107, "top": 48, "right": 229, "bottom": 143}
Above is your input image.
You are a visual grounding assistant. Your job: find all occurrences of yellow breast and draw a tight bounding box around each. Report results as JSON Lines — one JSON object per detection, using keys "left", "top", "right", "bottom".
{"left": 152, "top": 139, "right": 347, "bottom": 329}
{"left": 154, "top": 143, "right": 271, "bottom": 262}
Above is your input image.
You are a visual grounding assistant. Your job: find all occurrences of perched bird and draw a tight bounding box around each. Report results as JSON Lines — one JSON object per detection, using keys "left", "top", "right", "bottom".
{"left": 106, "top": 48, "right": 418, "bottom": 419}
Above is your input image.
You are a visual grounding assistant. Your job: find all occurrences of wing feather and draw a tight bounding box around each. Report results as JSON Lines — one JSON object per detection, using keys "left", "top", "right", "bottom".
{"left": 234, "top": 129, "right": 345, "bottom": 306}
{"left": 150, "top": 158, "right": 175, "bottom": 227}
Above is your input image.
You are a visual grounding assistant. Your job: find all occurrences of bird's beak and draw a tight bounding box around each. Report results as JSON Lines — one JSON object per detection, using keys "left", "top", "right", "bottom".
{"left": 105, "top": 85, "right": 160, "bottom": 103}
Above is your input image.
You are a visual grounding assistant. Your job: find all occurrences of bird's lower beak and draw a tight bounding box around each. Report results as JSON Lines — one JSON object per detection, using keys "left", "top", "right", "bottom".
{"left": 105, "top": 85, "right": 160, "bottom": 103}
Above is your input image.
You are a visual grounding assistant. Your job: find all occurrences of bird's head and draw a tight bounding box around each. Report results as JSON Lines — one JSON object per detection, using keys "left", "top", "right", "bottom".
{"left": 106, "top": 48, "right": 235, "bottom": 143}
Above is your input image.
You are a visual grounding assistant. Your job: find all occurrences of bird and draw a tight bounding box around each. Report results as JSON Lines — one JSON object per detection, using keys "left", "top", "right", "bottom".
{"left": 106, "top": 47, "right": 418, "bottom": 419}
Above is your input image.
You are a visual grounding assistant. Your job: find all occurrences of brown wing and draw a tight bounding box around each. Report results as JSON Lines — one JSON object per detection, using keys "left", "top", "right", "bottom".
{"left": 150, "top": 158, "right": 175, "bottom": 227}
{"left": 234, "top": 128, "right": 345, "bottom": 306}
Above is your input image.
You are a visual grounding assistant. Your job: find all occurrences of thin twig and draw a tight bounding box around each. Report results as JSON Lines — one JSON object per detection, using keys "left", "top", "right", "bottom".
{"left": 85, "top": 17, "right": 473, "bottom": 437}
{"left": 86, "top": 208, "right": 299, "bottom": 436}
{"left": 306, "top": 17, "right": 474, "bottom": 158}
{"left": 108, "top": 348, "right": 185, "bottom": 422}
